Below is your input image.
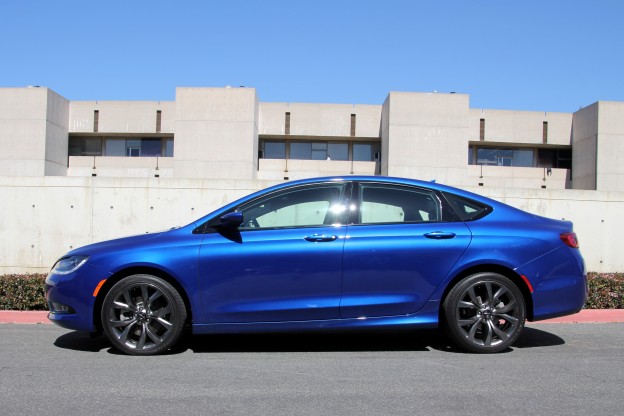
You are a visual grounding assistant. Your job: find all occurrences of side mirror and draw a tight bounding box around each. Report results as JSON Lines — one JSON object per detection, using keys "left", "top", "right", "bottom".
{"left": 219, "top": 212, "right": 243, "bottom": 228}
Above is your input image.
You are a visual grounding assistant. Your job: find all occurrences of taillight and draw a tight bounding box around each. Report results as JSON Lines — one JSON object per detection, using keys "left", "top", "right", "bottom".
{"left": 560, "top": 232, "right": 579, "bottom": 248}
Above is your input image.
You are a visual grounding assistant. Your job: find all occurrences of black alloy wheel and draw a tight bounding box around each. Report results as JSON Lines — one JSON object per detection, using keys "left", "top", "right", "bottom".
{"left": 101, "top": 274, "right": 187, "bottom": 355}
{"left": 443, "top": 272, "right": 526, "bottom": 353}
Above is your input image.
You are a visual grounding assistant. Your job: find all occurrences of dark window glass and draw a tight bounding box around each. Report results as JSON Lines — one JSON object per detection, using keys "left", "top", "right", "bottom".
{"left": 264, "top": 142, "right": 286, "bottom": 159}
{"left": 443, "top": 192, "right": 491, "bottom": 221}
{"left": 126, "top": 139, "right": 141, "bottom": 157}
{"left": 165, "top": 138, "right": 174, "bottom": 157}
{"left": 328, "top": 143, "right": 348, "bottom": 161}
{"left": 473, "top": 147, "right": 534, "bottom": 167}
{"left": 311, "top": 142, "right": 327, "bottom": 160}
{"left": 353, "top": 143, "right": 373, "bottom": 161}
{"left": 290, "top": 142, "right": 312, "bottom": 159}
{"left": 141, "top": 138, "right": 162, "bottom": 157}
{"left": 513, "top": 149, "right": 533, "bottom": 167}
{"left": 359, "top": 184, "right": 440, "bottom": 224}
{"left": 83, "top": 138, "right": 102, "bottom": 156}
{"left": 477, "top": 148, "right": 497, "bottom": 165}
{"left": 105, "top": 139, "right": 125, "bottom": 156}
{"left": 68, "top": 137, "right": 82, "bottom": 156}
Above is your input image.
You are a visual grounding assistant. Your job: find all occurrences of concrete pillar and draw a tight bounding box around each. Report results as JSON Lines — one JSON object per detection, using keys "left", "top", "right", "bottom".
{"left": 0, "top": 87, "right": 69, "bottom": 176}
{"left": 173, "top": 87, "right": 259, "bottom": 180}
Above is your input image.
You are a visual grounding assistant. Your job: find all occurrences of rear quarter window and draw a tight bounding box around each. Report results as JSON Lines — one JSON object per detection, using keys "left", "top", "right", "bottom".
{"left": 442, "top": 192, "right": 492, "bottom": 221}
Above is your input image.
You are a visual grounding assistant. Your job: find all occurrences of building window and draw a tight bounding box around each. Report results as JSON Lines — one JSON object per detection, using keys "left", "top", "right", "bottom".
{"left": 353, "top": 143, "right": 374, "bottom": 161}
{"left": 469, "top": 145, "right": 572, "bottom": 169}
{"left": 105, "top": 139, "right": 125, "bottom": 156}
{"left": 260, "top": 139, "right": 377, "bottom": 162}
{"left": 70, "top": 137, "right": 174, "bottom": 157}
{"left": 350, "top": 114, "right": 356, "bottom": 137}
{"left": 69, "top": 137, "right": 102, "bottom": 156}
{"left": 470, "top": 146, "right": 534, "bottom": 167}
{"left": 156, "top": 110, "right": 162, "bottom": 133}
{"left": 264, "top": 141, "right": 286, "bottom": 159}
{"left": 543, "top": 121, "right": 548, "bottom": 144}
{"left": 537, "top": 148, "right": 571, "bottom": 169}
{"left": 328, "top": 143, "right": 349, "bottom": 160}
{"left": 285, "top": 112, "right": 291, "bottom": 135}
{"left": 164, "top": 138, "right": 174, "bottom": 157}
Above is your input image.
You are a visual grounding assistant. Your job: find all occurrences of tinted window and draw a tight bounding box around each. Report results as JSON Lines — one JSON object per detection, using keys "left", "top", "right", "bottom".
{"left": 443, "top": 192, "right": 491, "bottom": 221}
{"left": 359, "top": 184, "right": 440, "bottom": 224}
{"left": 238, "top": 184, "right": 347, "bottom": 229}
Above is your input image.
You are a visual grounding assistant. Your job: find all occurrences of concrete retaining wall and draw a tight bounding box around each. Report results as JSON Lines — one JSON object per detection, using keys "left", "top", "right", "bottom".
{"left": 0, "top": 176, "right": 620, "bottom": 274}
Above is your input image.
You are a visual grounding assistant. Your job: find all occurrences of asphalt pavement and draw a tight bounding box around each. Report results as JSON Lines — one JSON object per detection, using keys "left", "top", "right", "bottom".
{"left": 1, "top": 322, "right": 623, "bottom": 416}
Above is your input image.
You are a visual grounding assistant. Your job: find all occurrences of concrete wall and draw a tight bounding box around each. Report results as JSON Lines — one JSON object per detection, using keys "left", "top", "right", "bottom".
{"left": 257, "top": 159, "right": 377, "bottom": 180}
{"left": 1, "top": 176, "right": 621, "bottom": 274}
{"left": 466, "top": 165, "right": 569, "bottom": 189}
{"left": 69, "top": 101, "right": 175, "bottom": 134}
{"left": 173, "top": 87, "right": 259, "bottom": 180}
{"left": 68, "top": 156, "right": 174, "bottom": 178}
{"left": 469, "top": 109, "right": 572, "bottom": 145}
{"left": 258, "top": 102, "right": 381, "bottom": 138}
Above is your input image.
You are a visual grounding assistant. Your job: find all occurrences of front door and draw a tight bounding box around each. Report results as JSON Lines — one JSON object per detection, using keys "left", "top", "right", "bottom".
{"left": 197, "top": 182, "right": 349, "bottom": 323}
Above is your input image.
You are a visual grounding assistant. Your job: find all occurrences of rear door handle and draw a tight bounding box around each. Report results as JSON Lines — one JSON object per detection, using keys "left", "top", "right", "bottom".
{"left": 424, "top": 231, "right": 456, "bottom": 239}
{"left": 304, "top": 234, "right": 338, "bottom": 242}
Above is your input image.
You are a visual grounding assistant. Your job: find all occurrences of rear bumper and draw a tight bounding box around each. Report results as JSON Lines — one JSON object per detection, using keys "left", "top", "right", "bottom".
{"left": 517, "top": 246, "right": 587, "bottom": 322}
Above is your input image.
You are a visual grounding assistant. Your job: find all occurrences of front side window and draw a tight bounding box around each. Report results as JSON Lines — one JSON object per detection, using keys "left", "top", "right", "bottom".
{"left": 238, "top": 183, "right": 347, "bottom": 230}
{"left": 358, "top": 184, "right": 440, "bottom": 224}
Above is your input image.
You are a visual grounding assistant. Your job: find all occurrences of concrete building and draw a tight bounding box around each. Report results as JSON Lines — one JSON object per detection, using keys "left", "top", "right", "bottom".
{"left": 2, "top": 86, "right": 623, "bottom": 191}
{"left": 1, "top": 86, "right": 623, "bottom": 273}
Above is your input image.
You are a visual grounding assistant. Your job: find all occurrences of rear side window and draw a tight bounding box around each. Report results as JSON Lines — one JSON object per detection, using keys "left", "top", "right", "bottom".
{"left": 442, "top": 192, "right": 492, "bottom": 221}
{"left": 359, "top": 184, "right": 440, "bottom": 224}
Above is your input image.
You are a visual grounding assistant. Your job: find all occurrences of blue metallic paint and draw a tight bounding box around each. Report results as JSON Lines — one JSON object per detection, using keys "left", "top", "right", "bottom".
{"left": 45, "top": 176, "right": 587, "bottom": 338}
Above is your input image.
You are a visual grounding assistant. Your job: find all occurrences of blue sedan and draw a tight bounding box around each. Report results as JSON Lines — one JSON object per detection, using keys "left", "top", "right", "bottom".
{"left": 45, "top": 176, "right": 587, "bottom": 355}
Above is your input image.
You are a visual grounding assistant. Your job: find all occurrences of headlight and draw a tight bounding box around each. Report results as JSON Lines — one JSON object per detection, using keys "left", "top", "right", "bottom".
{"left": 50, "top": 256, "right": 89, "bottom": 275}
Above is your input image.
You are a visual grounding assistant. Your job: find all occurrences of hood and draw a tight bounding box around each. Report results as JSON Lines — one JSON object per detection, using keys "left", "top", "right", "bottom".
{"left": 66, "top": 231, "right": 169, "bottom": 257}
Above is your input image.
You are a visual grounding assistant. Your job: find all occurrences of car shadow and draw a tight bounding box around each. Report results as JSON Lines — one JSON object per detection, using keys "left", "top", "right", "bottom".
{"left": 53, "top": 326, "right": 564, "bottom": 355}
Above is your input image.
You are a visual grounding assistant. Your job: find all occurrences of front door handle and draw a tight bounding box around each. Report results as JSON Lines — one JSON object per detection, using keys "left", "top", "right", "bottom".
{"left": 424, "top": 231, "right": 456, "bottom": 240}
{"left": 304, "top": 234, "right": 338, "bottom": 242}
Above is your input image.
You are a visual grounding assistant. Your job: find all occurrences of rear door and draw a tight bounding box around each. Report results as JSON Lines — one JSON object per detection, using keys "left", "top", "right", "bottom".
{"left": 340, "top": 182, "right": 471, "bottom": 318}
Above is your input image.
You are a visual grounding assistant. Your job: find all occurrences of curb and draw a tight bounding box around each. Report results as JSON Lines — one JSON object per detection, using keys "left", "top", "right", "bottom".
{"left": 1, "top": 309, "right": 623, "bottom": 325}
{"left": 0, "top": 311, "right": 50, "bottom": 324}
{"left": 529, "top": 309, "right": 624, "bottom": 324}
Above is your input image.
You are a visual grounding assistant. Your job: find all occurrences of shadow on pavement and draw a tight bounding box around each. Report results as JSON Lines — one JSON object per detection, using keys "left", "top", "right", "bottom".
{"left": 513, "top": 326, "right": 565, "bottom": 349}
{"left": 53, "top": 326, "right": 565, "bottom": 355}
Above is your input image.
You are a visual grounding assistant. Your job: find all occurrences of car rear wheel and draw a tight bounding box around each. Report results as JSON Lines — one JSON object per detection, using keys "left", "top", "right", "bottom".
{"left": 443, "top": 273, "right": 526, "bottom": 353}
{"left": 101, "top": 274, "right": 187, "bottom": 355}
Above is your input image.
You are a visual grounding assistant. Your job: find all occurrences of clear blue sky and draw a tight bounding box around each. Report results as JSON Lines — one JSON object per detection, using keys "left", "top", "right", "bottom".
{"left": 2, "top": 0, "right": 623, "bottom": 112}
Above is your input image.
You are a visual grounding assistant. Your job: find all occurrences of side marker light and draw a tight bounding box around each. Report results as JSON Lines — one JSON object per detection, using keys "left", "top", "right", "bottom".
{"left": 520, "top": 275, "right": 534, "bottom": 293}
{"left": 93, "top": 279, "right": 107, "bottom": 297}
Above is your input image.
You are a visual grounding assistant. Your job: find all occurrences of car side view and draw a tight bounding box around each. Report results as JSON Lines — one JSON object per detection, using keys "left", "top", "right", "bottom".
{"left": 45, "top": 176, "right": 587, "bottom": 355}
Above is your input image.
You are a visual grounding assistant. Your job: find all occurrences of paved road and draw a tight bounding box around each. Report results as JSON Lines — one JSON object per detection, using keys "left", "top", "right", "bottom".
{"left": 1, "top": 324, "right": 623, "bottom": 416}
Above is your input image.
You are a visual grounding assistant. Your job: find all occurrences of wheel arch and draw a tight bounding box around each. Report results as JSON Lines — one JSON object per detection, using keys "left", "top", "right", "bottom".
{"left": 439, "top": 264, "right": 534, "bottom": 322}
{"left": 92, "top": 266, "right": 193, "bottom": 333}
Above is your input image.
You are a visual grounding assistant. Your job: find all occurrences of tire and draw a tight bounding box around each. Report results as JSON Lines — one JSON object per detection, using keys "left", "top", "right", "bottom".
{"left": 443, "top": 273, "right": 526, "bottom": 353}
{"left": 101, "top": 274, "right": 187, "bottom": 356}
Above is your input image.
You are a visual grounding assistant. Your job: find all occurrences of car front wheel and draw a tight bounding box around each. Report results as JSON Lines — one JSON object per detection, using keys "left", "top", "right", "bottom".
{"left": 101, "top": 274, "right": 187, "bottom": 355}
{"left": 443, "top": 273, "right": 526, "bottom": 353}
